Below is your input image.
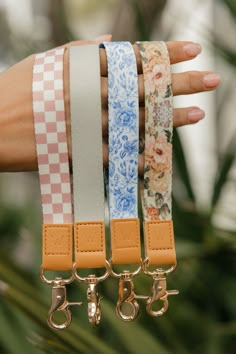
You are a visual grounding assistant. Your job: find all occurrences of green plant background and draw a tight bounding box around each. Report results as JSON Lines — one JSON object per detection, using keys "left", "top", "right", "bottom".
{"left": 0, "top": 0, "right": 236, "bottom": 353}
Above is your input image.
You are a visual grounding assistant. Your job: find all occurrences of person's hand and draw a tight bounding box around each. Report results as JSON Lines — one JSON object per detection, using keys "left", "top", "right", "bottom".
{"left": 100, "top": 41, "right": 221, "bottom": 171}
{"left": 0, "top": 36, "right": 221, "bottom": 172}
{"left": 0, "top": 34, "right": 112, "bottom": 172}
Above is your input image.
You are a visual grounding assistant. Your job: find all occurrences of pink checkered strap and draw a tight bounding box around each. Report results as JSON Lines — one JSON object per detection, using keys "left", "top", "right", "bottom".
{"left": 32, "top": 48, "right": 73, "bottom": 271}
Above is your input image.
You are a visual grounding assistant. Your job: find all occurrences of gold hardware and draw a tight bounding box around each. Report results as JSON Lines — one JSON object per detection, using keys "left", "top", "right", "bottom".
{"left": 86, "top": 275, "right": 102, "bottom": 327}
{"left": 73, "top": 260, "right": 110, "bottom": 283}
{"left": 142, "top": 259, "right": 179, "bottom": 317}
{"left": 145, "top": 271, "right": 179, "bottom": 317}
{"left": 40, "top": 265, "right": 74, "bottom": 285}
{"left": 109, "top": 258, "right": 142, "bottom": 278}
{"left": 40, "top": 266, "right": 81, "bottom": 330}
{"left": 72, "top": 261, "right": 110, "bottom": 327}
{"left": 116, "top": 270, "right": 148, "bottom": 321}
{"left": 109, "top": 260, "right": 143, "bottom": 322}
{"left": 142, "top": 258, "right": 177, "bottom": 276}
{"left": 47, "top": 277, "right": 82, "bottom": 330}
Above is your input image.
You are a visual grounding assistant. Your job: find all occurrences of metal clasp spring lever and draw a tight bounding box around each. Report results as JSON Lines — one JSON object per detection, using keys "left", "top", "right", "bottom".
{"left": 116, "top": 271, "right": 148, "bottom": 322}
{"left": 146, "top": 272, "right": 179, "bottom": 317}
{"left": 73, "top": 261, "right": 110, "bottom": 327}
{"left": 48, "top": 277, "right": 82, "bottom": 330}
{"left": 86, "top": 275, "right": 102, "bottom": 327}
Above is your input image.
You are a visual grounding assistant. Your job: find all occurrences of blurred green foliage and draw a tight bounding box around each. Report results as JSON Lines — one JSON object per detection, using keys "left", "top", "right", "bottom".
{"left": 0, "top": 0, "right": 236, "bottom": 353}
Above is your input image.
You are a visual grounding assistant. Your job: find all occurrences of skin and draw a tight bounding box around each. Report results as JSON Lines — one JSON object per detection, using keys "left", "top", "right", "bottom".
{"left": 0, "top": 34, "right": 221, "bottom": 172}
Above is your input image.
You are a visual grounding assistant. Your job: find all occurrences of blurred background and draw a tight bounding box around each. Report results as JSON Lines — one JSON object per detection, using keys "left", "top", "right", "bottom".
{"left": 0, "top": 0, "right": 236, "bottom": 353}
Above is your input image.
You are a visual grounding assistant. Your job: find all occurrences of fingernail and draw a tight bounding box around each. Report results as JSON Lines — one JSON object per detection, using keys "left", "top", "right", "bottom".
{"left": 188, "top": 108, "right": 205, "bottom": 122}
{"left": 95, "top": 34, "right": 112, "bottom": 42}
{"left": 184, "top": 42, "right": 202, "bottom": 57}
{"left": 203, "top": 73, "right": 221, "bottom": 88}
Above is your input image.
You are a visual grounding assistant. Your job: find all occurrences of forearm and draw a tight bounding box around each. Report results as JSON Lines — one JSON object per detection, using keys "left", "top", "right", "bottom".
{"left": 0, "top": 51, "right": 73, "bottom": 172}
{"left": 0, "top": 36, "right": 112, "bottom": 172}
{"left": 0, "top": 47, "right": 109, "bottom": 172}
{"left": 0, "top": 55, "right": 37, "bottom": 171}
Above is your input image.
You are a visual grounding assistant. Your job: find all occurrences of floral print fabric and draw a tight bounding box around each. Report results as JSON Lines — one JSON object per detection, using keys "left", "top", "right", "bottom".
{"left": 137, "top": 42, "right": 173, "bottom": 221}
{"left": 103, "top": 42, "right": 139, "bottom": 219}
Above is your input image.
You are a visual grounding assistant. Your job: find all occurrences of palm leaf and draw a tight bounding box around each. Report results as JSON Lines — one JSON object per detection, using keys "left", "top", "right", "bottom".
{"left": 102, "top": 301, "right": 170, "bottom": 354}
{"left": 221, "top": 0, "right": 236, "bottom": 17}
{"left": 211, "top": 134, "right": 236, "bottom": 208}
{"left": 173, "top": 129, "right": 196, "bottom": 203}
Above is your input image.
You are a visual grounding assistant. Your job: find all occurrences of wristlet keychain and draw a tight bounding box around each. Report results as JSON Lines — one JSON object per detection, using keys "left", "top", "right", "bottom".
{"left": 32, "top": 48, "right": 81, "bottom": 330}
{"left": 69, "top": 45, "right": 109, "bottom": 327}
{"left": 136, "top": 41, "right": 179, "bottom": 316}
{"left": 32, "top": 42, "right": 179, "bottom": 327}
{"left": 103, "top": 42, "right": 142, "bottom": 321}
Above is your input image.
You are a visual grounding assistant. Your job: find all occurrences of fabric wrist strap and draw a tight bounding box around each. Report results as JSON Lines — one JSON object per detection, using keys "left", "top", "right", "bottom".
{"left": 136, "top": 42, "right": 176, "bottom": 266}
{"left": 103, "top": 41, "right": 141, "bottom": 265}
{"left": 69, "top": 45, "right": 106, "bottom": 269}
{"left": 33, "top": 48, "right": 73, "bottom": 271}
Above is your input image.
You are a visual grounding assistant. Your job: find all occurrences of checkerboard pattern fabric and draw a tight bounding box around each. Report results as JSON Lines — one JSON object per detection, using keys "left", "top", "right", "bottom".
{"left": 32, "top": 48, "right": 73, "bottom": 224}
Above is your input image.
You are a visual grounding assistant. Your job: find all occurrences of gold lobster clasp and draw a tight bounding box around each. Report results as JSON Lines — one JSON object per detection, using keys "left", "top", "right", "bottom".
{"left": 116, "top": 270, "right": 147, "bottom": 321}
{"left": 48, "top": 277, "right": 82, "bottom": 330}
{"left": 146, "top": 272, "right": 179, "bottom": 317}
{"left": 86, "top": 275, "right": 102, "bottom": 327}
{"left": 73, "top": 261, "right": 110, "bottom": 327}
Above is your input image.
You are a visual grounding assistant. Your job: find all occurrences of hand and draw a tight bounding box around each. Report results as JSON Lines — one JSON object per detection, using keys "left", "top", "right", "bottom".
{"left": 0, "top": 36, "right": 220, "bottom": 172}
{"left": 0, "top": 34, "right": 112, "bottom": 172}
{"left": 99, "top": 41, "right": 221, "bottom": 170}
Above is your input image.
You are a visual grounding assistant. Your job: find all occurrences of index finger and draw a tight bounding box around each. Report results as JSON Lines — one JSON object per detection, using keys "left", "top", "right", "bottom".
{"left": 100, "top": 41, "right": 202, "bottom": 76}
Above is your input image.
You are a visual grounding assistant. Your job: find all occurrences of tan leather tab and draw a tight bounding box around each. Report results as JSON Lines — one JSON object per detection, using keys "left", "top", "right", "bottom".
{"left": 144, "top": 220, "right": 176, "bottom": 266}
{"left": 74, "top": 221, "right": 106, "bottom": 268}
{"left": 111, "top": 218, "right": 141, "bottom": 265}
{"left": 42, "top": 224, "right": 73, "bottom": 271}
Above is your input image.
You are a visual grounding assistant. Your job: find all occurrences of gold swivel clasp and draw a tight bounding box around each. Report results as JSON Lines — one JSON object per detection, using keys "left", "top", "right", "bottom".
{"left": 48, "top": 277, "right": 82, "bottom": 330}
{"left": 86, "top": 275, "right": 102, "bottom": 327}
{"left": 116, "top": 271, "right": 147, "bottom": 321}
{"left": 146, "top": 272, "right": 179, "bottom": 317}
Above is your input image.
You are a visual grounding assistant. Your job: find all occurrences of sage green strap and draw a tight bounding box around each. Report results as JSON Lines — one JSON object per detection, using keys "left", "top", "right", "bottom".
{"left": 70, "top": 45, "right": 105, "bottom": 222}
{"left": 70, "top": 45, "right": 106, "bottom": 268}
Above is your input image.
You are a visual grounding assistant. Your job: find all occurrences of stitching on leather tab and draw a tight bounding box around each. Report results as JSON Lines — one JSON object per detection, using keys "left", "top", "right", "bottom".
{"left": 44, "top": 224, "right": 71, "bottom": 255}
{"left": 147, "top": 220, "right": 173, "bottom": 251}
{"left": 113, "top": 219, "right": 139, "bottom": 249}
{"left": 75, "top": 222, "right": 104, "bottom": 253}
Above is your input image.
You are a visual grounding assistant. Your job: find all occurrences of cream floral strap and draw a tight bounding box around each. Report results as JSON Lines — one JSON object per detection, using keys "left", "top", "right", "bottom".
{"left": 136, "top": 41, "right": 178, "bottom": 318}
{"left": 137, "top": 42, "right": 173, "bottom": 221}
{"left": 137, "top": 41, "right": 176, "bottom": 267}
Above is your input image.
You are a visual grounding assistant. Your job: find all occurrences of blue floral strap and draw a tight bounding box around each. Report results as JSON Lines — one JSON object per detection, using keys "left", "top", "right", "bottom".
{"left": 104, "top": 41, "right": 141, "bottom": 265}
{"left": 104, "top": 41, "right": 139, "bottom": 219}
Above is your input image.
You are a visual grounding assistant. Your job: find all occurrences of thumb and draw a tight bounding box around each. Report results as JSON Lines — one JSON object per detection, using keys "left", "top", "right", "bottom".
{"left": 95, "top": 34, "right": 112, "bottom": 43}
